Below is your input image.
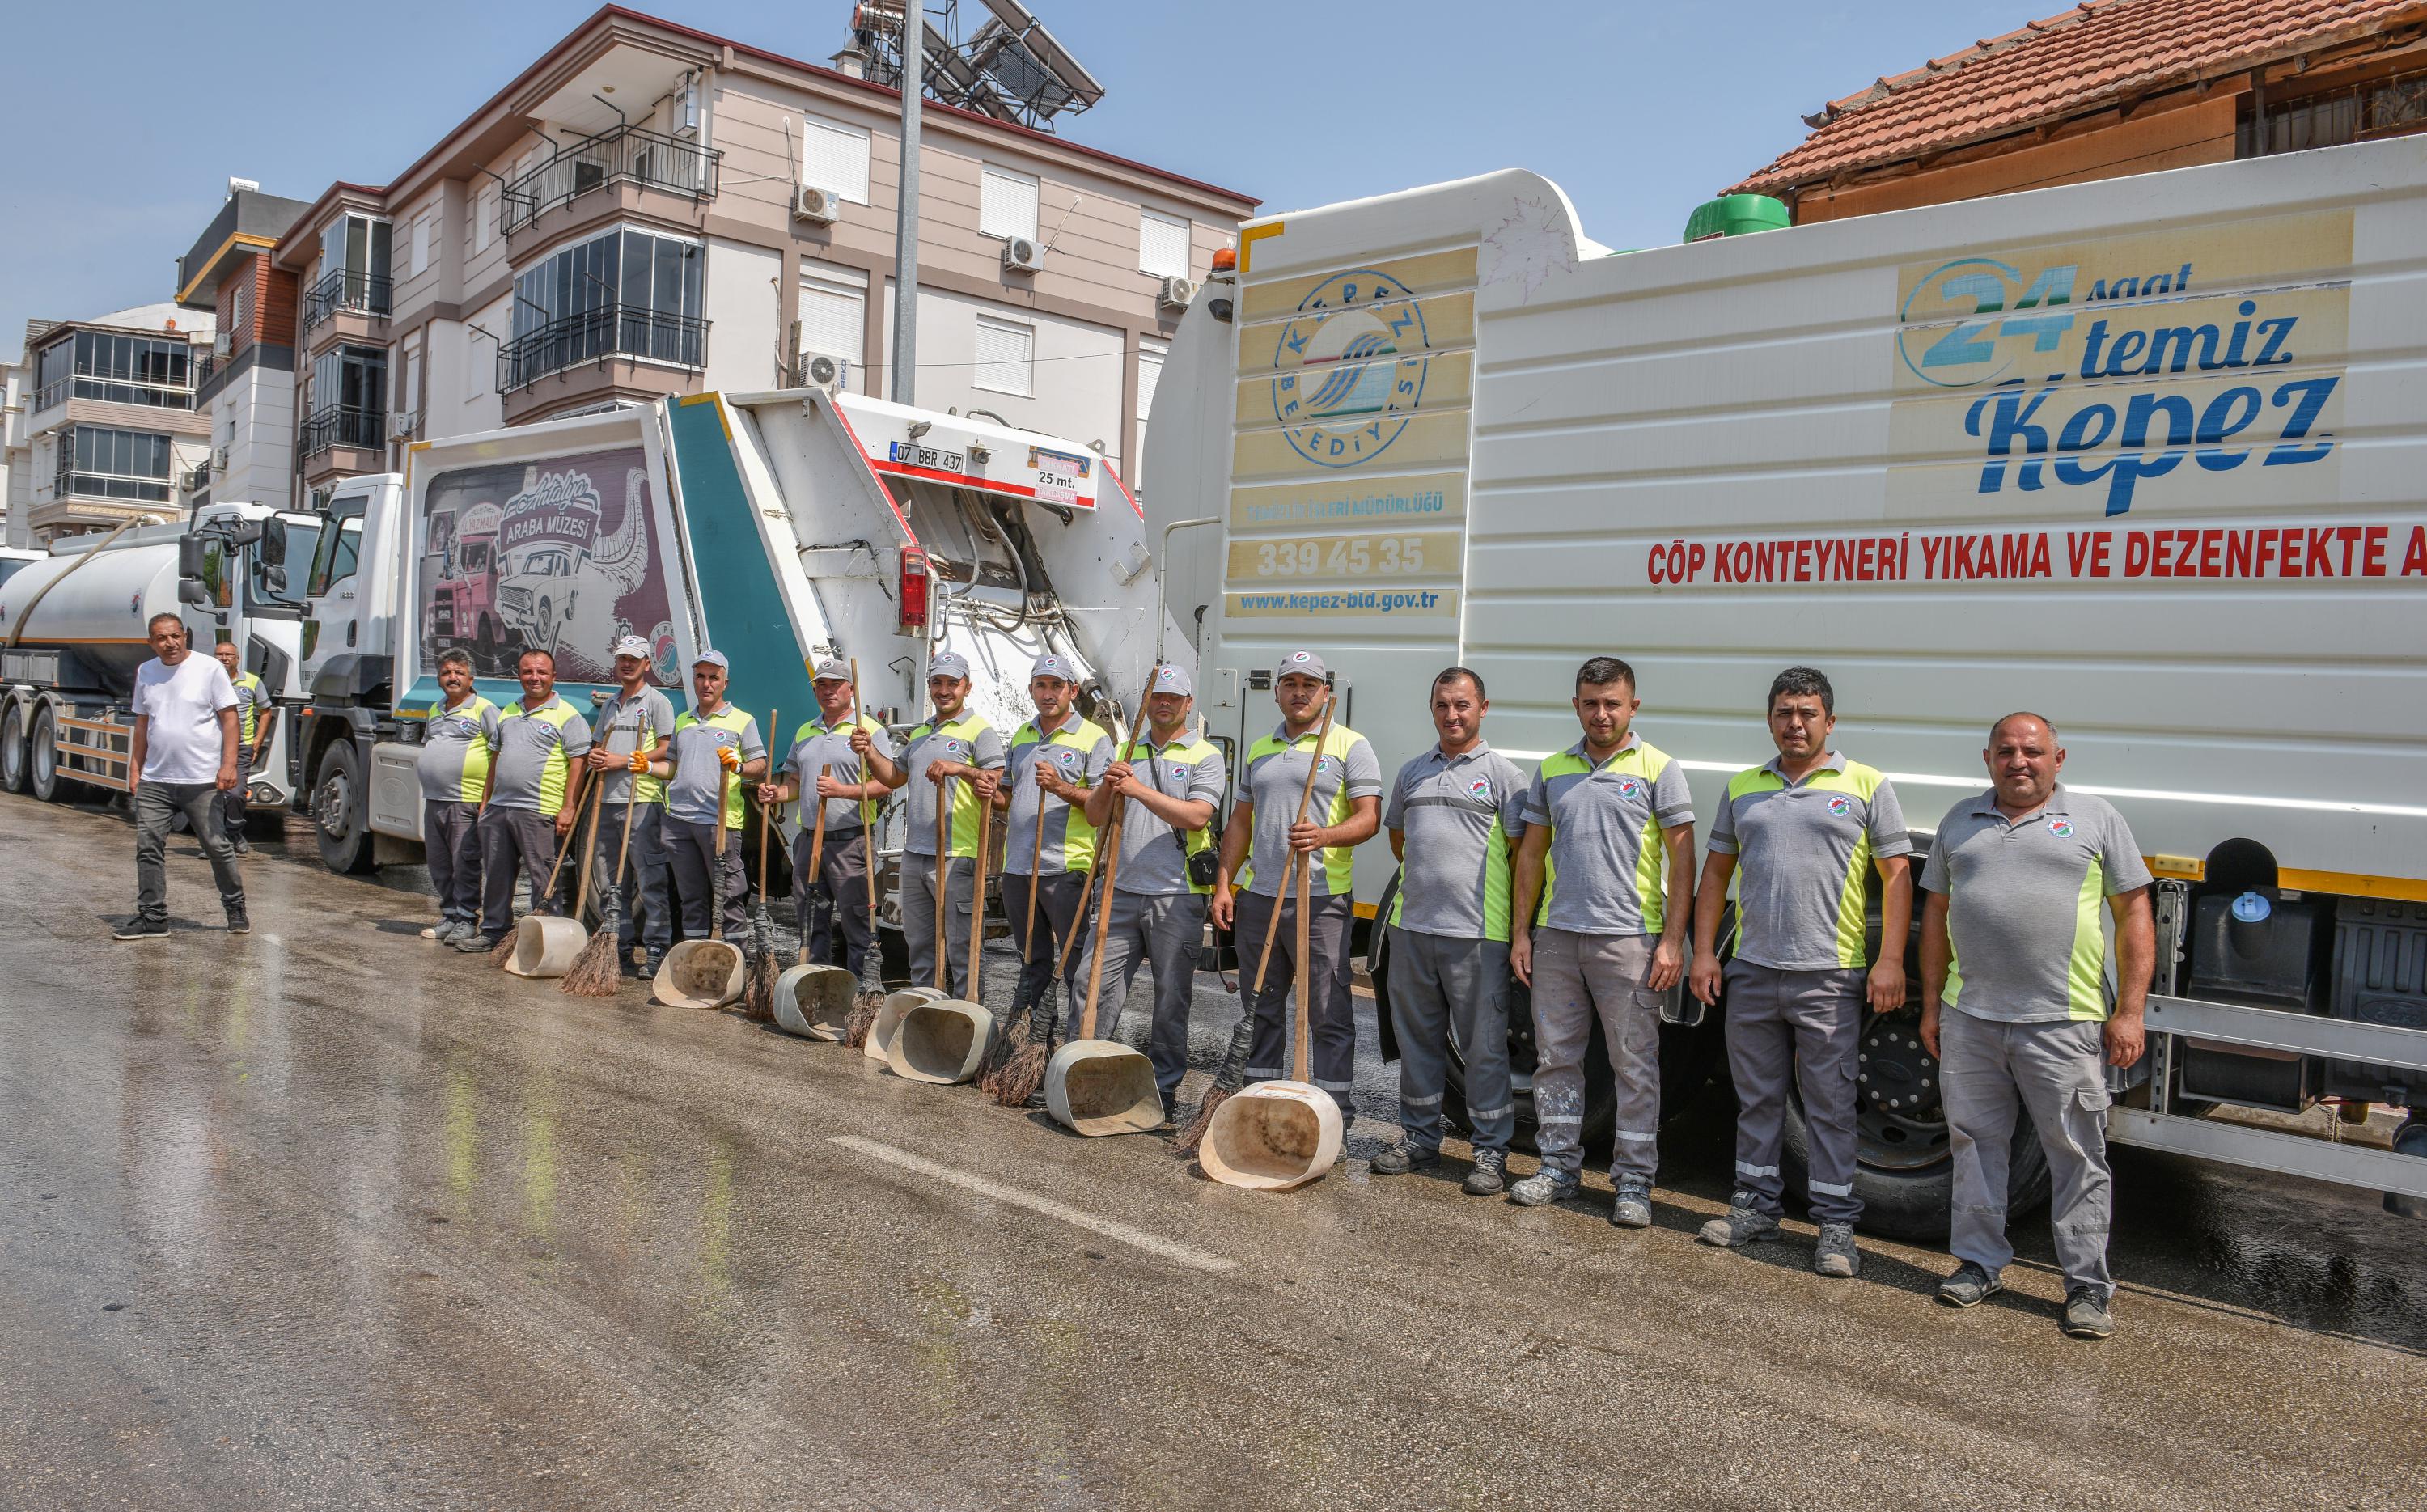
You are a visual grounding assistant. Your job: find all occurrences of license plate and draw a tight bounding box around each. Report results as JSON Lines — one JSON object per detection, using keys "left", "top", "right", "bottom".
{"left": 889, "top": 441, "right": 965, "bottom": 473}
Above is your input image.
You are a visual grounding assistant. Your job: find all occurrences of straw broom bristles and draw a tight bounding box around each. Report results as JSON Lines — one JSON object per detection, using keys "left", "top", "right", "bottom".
{"left": 561, "top": 789, "right": 639, "bottom": 998}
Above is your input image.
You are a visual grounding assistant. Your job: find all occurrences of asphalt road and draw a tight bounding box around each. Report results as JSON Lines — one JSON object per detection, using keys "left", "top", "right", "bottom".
{"left": 4, "top": 790, "right": 2425, "bottom": 1510}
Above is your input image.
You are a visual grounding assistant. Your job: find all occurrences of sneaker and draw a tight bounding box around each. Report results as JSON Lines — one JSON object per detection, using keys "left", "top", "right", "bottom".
{"left": 1814, "top": 1222, "right": 1861, "bottom": 1278}
{"left": 1508, "top": 1169, "right": 1580, "bottom": 1207}
{"left": 419, "top": 924, "right": 441, "bottom": 940}
{"left": 644, "top": 951, "right": 667, "bottom": 977}
{"left": 231, "top": 834, "right": 252, "bottom": 855}
{"left": 455, "top": 932, "right": 502, "bottom": 954}
{"left": 224, "top": 902, "right": 251, "bottom": 935}
{"left": 113, "top": 917, "right": 170, "bottom": 942}
{"left": 1368, "top": 1141, "right": 1438, "bottom": 1176}
{"left": 1936, "top": 1262, "right": 2003, "bottom": 1308}
{"left": 1608, "top": 1177, "right": 1654, "bottom": 1228}
{"left": 1696, "top": 1192, "right": 1781, "bottom": 1248}
{"left": 1462, "top": 1148, "right": 1508, "bottom": 1196}
{"left": 2061, "top": 1287, "right": 2114, "bottom": 1340}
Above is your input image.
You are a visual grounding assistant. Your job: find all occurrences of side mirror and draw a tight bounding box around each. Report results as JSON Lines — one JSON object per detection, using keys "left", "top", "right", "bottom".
{"left": 177, "top": 580, "right": 209, "bottom": 606}
{"left": 260, "top": 519, "right": 287, "bottom": 567}
{"left": 262, "top": 565, "right": 289, "bottom": 595}
{"left": 227, "top": 521, "right": 265, "bottom": 548}
{"left": 178, "top": 537, "right": 205, "bottom": 578}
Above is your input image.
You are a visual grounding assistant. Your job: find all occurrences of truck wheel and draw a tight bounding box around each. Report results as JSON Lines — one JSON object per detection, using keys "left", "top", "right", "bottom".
{"left": 311, "top": 740, "right": 379, "bottom": 875}
{"left": 28, "top": 705, "right": 70, "bottom": 803}
{"left": 0, "top": 702, "right": 28, "bottom": 794}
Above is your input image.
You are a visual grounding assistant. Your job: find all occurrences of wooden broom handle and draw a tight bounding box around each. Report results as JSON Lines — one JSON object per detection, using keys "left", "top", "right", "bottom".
{"left": 755, "top": 707, "right": 777, "bottom": 903}
{"left": 611, "top": 779, "right": 637, "bottom": 888}
{"left": 539, "top": 777, "right": 599, "bottom": 913}
{"left": 1294, "top": 834, "right": 1314, "bottom": 1082}
{"left": 568, "top": 779, "right": 605, "bottom": 920}
{"left": 849, "top": 659, "right": 879, "bottom": 931}
{"left": 1251, "top": 689, "right": 1335, "bottom": 993}
{"left": 799, "top": 763, "right": 831, "bottom": 968}
{"left": 933, "top": 773, "right": 951, "bottom": 989}
{"left": 964, "top": 780, "right": 992, "bottom": 997}
{"left": 1078, "top": 680, "right": 1153, "bottom": 1040}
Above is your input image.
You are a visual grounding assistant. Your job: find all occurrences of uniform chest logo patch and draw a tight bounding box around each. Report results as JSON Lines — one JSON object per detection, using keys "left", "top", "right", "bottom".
{"left": 1826, "top": 794, "right": 1853, "bottom": 817}
{"left": 2047, "top": 816, "right": 2075, "bottom": 838}
{"left": 938, "top": 737, "right": 967, "bottom": 761}
{"left": 1465, "top": 776, "right": 1494, "bottom": 802}
{"left": 1053, "top": 748, "right": 1083, "bottom": 777}
{"left": 1615, "top": 777, "right": 1643, "bottom": 800}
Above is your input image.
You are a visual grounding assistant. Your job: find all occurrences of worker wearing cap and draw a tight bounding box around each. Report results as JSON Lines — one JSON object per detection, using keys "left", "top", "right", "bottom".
{"left": 1210, "top": 649, "right": 1383, "bottom": 1120}
{"left": 417, "top": 647, "right": 498, "bottom": 946}
{"left": 1921, "top": 712, "right": 2152, "bottom": 1340}
{"left": 1503, "top": 657, "right": 1698, "bottom": 1220}
{"left": 1080, "top": 662, "right": 1224, "bottom": 1121}
{"left": 210, "top": 640, "right": 273, "bottom": 856}
{"left": 583, "top": 635, "right": 676, "bottom": 976}
{"left": 758, "top": 656, "right": 895, "bottom": 985}
{"left": 997, "top": 653, "right": 1113, "bottom": 1047}
{"left": 875, "top": 650, "right": 1004, "bottom": 997}
{"left": 642, "top": 650, "right": 765, "bottom": 942}
{"left": 1689, "top": 665, "right": 1912, "bottom": 1277}
{"left": 1374, "top": 667, "right": 1533, "bottom": 1196}
{"left": 468, "top": 646, "right": 592, "bottom": 951}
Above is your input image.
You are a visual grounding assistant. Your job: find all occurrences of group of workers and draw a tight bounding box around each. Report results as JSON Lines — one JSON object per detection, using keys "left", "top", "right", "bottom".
{"left": 120, "top": 613, "right": 2150, "bottom": 1341}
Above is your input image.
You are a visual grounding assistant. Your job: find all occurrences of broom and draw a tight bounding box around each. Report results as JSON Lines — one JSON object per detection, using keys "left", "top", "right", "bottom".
{"left": 561, "top": 773, "right": 638, "bottom": 997}
{"left": 985, "top": 839, "right": 1103, "bottom": 1103}
{"left": 856, "top": 765, "right": 949, "bottom": 1044}
{"left": 841, "top": 659, "right": 891, "bottom": 1046}
{"left": 1178, "top": 689, "right": 1334, "bottom": 1153}
{"left": 980, "top": 809, "right": 1048, "bottom": 1088}
{"left": 794, "top": 761, "right": 832, "bottom": 973}
{"left": 964, "top": 776, "right": 993, "bottom": 1006}
{"left": 495, "top": 778, "right": 597, "bottom": 965}
{"left": 743, "top": 708, "right": 781, "bottom": 1022}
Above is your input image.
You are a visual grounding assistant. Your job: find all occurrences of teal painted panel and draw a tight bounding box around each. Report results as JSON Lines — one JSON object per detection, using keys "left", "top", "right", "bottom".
{"left": 664, "top": 397, "right": 814, "bottom": 752}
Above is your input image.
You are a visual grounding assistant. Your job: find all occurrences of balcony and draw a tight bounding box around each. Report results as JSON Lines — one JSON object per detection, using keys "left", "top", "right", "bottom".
{"left": 498, "top": 305, "right": 707, "bottom": 394}
{"left": 298, "top": 405, "right": 386, "bottom": 482}
{"left": 502, "top": 124, "right": 720, "bottom": 239}
{"left": 184, "top": 463, "right": 214, "bottom": 493}
{"left": 300, "top": 269, "right": 393, "bottom": 339}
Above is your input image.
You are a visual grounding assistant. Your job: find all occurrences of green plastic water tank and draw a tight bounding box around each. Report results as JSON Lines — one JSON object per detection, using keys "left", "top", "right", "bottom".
{"left": 1683, "top": 194, "right": 1790, "bottom": 243}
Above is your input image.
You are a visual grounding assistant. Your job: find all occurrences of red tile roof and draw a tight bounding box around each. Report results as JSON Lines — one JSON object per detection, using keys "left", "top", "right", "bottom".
{"left": 1730, "top": 0, "right": 2427, "bottom": 195}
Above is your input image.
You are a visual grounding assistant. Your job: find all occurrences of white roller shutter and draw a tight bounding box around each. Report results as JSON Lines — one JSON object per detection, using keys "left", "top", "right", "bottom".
{"left": 980, "top": 167, "right": 1039, "bottom": 242}
{"left": 1139, "top": 210, "right": 1190, "bottom": 278}
{"left": 798, "top": 277, "right": 866, "bottom": 383}
{"left": 972, "top": 315, "right": 1033, "bottom": 396}
{"left": 802, "top": 117, "right": 871, "bottom": 203}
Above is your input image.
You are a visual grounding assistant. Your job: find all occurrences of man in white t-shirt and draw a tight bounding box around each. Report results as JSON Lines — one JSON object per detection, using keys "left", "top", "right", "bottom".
{"left": 117, "top": 613, "right": 247, "bottom": 940}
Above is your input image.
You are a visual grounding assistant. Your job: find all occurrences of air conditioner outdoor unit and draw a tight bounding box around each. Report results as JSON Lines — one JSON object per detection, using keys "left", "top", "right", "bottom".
{"left": 392, "top": 409, "right": 419, "bottom": 438}
{"left": 793, "top": 184, "right": 839, "bottom": 223}
{"left": 213, "top": 447, "right": 230, "bottom": 470}
{"left": 797, "top": 352, "right": 849, "bottom": 392}
{"left": 1157, "top": 274, "right": 1196, "bottom": 311}
{"left": 1002, "top": 235, "right": 1044, "bottom": 273}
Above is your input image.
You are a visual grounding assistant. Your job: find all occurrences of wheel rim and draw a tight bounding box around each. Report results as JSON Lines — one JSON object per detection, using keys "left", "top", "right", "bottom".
{"left": 1854, "top": 1008, "right": 1950, "bottom": 1172}
{"left": 316, "top": 767, "right": 354, "bottom": 840}
{"left": 1, "top": 710, "right": 22, "bottom": 787}
{"left": 33, "top": 718, "right": 56, "bottom": 788}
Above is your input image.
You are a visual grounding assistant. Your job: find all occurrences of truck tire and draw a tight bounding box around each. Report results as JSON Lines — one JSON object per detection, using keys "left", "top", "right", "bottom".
{"left": 28, "top": 705, "right": 70, "bottom": 803}
{"left": 0, "top": 702, "right": 28, "bottom": 794}
{"left": 311, "top": 739, "right": 379, "bottom": 875}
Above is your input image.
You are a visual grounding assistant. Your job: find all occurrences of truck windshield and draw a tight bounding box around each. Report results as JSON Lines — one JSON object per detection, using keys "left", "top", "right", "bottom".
{"left": 256, "top": 521, "right": 320, "bottom": 607}
{"left": 307, "top": 493, "right": 368, "bottom": 598}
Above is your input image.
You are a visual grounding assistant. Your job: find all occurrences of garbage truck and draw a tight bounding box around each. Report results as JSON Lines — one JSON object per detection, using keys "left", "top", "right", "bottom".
{"left": 1139, "top": 134, "right": 2427, "bottom": 1235}
{"left": 0, "top": 502, "right": 320, "bottom": 811}
{"left": 287, "top": 389, "right": 1176, "bottom": 942}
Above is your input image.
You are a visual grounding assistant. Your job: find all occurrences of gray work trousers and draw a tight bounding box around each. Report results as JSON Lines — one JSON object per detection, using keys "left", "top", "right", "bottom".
{"left": 900, "top": 852, "right": 979, "bottom": 999}
{"left": 590, "top": 803, "right": 672, "bottom": 952}
{"left": 1941, "top": 1012, "right": 2116, "bottom": 1298}
{"left": 1232, "top": 890, "right": 1358, "bottom": 1118}
{"left": 793, "top": 824, "right": 876, "bottom": 979}
{"left": 1725, "top": 959, "right": 1866, "bottom": 1224}
{"left": 423, "top": 799, "right": 482, "bottom": 927}
{"left": 1082, "top": 890, "right": 1205, "bottom": 1110}
{"left": 133, "top": 781, "right": 244, "bottom": 923}
{"left": 1004, "top": 869, "right": 1090, "bottom": 1041}
{"left": 477, "top": 806, "right": 567, "bottom": 938}
{"left": 663, "top": 816, "right": 748, "bottom": 942}
{"left": 1387, "top": 926, "right": 1514, "bottom": 1156}
{"left": 1530, "top": 927, "right": 1661, "bottom": 1177}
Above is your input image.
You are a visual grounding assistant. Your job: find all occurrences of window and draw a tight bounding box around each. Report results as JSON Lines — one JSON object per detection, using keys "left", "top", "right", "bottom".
{"left": 1139, "top": 209, "right": 1191, "bottom": 279}
{"left": 55, "top": 426, "right": 173, "bottom": 502}
{"left": 972, "top": 314, "right": 1033, "bottom": 396}
{"left": 802, "top": 116, "right": 871, "bottom": 203}
{"left": 980, "top": 165, "right": 1039, "bottom": 242}
{"left": 1134, "top": 340, "right": 1166, "bottom": 489}
{"left": 307, "top": 214, "right": 393, "bottom": 324}
{"left": 798, "top": 272, "right": 866, "bottom": 384}
{"left": 474, "top": 187, "right": 495, "bottom": 253}
{"left": 409, "top": 211, "right": 432, "bottom": 276}
{"left": 2239, "top": 64, "right": 2427, "bottom": 156}
{"left": 305, "top": 345, "right": 388, "bottom": 451}
{"left": 402, "top": 341, "right": 422, "bottom": 420}
{"left": 36, "top": 331, "right": 196, "bottom": 410}
{"left": 502, "top": 226, "right": 706, "bottom": 389}
{"left": 229, "top": 277, "right": 252, "bottom": 345}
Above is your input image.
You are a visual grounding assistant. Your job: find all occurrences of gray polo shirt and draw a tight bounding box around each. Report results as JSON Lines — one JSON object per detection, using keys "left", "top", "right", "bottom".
{"left": 417, "top": 692, "right": 501, "bottom": 804}
{"left": 1707, "top": 751, "right": 1912, "bottom": 972}
{"left": 489, "top": 695, "right": 594, "bottom": 816}
{"left": 1519, "top": 734, "right": 1694, "bottom": 938}
{"left": 1240, "top": 721, "right": 1384, "bottom": 898}
{"left": 591, "top": 686, "right": 677, "bottom": 806}
{"left": 1004, "top": 714, "right": 1116, "bottom": 875}
{"left": 1114, "top": 731, "right": 1228, "bottom": 896}
{"left": 900, "top": 712, "right": 1006, "bottom": 858}
{"left": 784, "top": 712, "right": 896, "bottom": 832}
{"left": 663, "top": 706, "right": 765, "bottom": 829}
{"left": 1385, "top": 741, "right": 1530, "bottom": 942}
{"left": 1921, "top": 785, "right": 2151, "bottom": 1023}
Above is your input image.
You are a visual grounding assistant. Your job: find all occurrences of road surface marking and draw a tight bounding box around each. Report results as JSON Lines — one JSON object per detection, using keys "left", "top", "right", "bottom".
{"left": 830, "top": 1135, "right": 1238, "bottom": 1273}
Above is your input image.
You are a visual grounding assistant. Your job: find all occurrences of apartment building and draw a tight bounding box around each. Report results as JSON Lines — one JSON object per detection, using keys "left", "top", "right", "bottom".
{"left": 174, "top": 181, "right": 314, "bottom": 513}
{"left": 265, "top": 4, "right": 1256, "bottom": 510}
{"left": 4, "top": 305, "right": 214, "bottom": 545}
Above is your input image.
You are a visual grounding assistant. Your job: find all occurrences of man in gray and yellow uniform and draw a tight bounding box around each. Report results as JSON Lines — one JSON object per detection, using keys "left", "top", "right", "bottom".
{"left": 867, "top": 651, "right": 1004, "bottom": 998}
{"left": 467, "top": 647, "right": 592, "bottom": 951}
{"left": 1506, "top": 656, "right": 1696, "bottom": 1222}
{"left": 584, "top": 635, "right": 676, "bottom": 976}
{"left": 1209, "top": 649, "right": 1382, "bottom": 1121}
{"left": 1921, "top": 711, "right": 2152, "bottom": 1340}
{"left": 999, "top": 654, "right": 1112, "bottom": 1048}
{"left": 1689, "top": 665, "right": 1911, "bottom": 1277}
{"left": 642, "top": 650, "right": 765, "bottom": 942}
{"left": 416, "top": 648, "right": 498, "bottom": 946}
{"left": 1373, "top": 667, "right": 1531, "bottom": 1196}
{"left": 1079, "top": 662, "right": 1225, "bottom": 1121}
{"left": 759, "top": 658, "right": 896, "bottom": 986}
{"left": 210, "top": 640, "right": 273, "bottom": 855}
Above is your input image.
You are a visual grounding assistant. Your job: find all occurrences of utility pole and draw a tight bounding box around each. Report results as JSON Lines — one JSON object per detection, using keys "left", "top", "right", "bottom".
{"left": 890, "top": 6, "right": 921, "bottom": 405}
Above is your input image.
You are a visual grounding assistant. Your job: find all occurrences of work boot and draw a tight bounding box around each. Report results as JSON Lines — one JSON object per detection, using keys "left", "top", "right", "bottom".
{"left": 1462, "top": 1148, "right": 1507, "bottom": 1196}
{"left": 1696, "top": 1192, "right": 1781, "bottom": 1248}
{"left": 2061, "top": 1287, "right": 2115, "bottom": 1340}
{"left": 1608, "top": 1177, "right": 1654, "bottom": 1229}
{"left": 1936, "top": 1262, "right": 2003, "bottom": 1308}
{"left": 113, "top": 916, "right": 170, "bottom": 942}
{"left": 644, "top": 950, "right": 667, "bottom": 978}
{"left": 224, "top": 900, "right": 251, "bottom": 935}
{"left": 231, "top": 833, "right": 252, "bottom": 856}
{"left": 1508, "top": 1168, "right": 1580, "bottom": 1208}
{"left": 456, "top": 932, "right": 502, "bottom": 954}
{"left": 1814, "top": 1222, "right": 1861, "bottom": 1277}
{"left": 1368, "top": 1141, "right": 1438, "bottom": 1176}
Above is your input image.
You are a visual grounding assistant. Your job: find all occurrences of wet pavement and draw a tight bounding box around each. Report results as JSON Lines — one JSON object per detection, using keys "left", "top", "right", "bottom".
{"left": 4, "top": 790, "right": 2425, "bottom": 1510}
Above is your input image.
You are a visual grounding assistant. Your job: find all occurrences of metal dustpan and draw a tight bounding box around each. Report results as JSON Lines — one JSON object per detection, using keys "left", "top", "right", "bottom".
{"left": 504, "top": 914, "right": 587, "bottom": 979}
{"left": 1046, "top": 1040, "right": 1163, "bottom": 1136}
{"left": 654, "top": 938, "right": 745, "bottom": 1008}
{"left": 866, "top": 986, "right": 943, "bottom": 1061}
{"left": 1200, "top": 1080, "right": 1345, "bottom": 1190}
{"left": 772, "top": 963, "right": 856, "bottom": 1040}
{"left": 887, "top": 998, "right": 995, "bottom": 1084}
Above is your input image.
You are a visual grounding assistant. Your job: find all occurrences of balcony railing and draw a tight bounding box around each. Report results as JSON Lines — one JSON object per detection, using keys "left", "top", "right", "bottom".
{"left": 301, "top": 269, "right": 393, "bottom": 333}
{"left": 32, "top": 376, "right": 69, "bottom": 412}
{"left": 299, "top": 404, "right": 386, "bottom": 460}
{"left": 184, "top": 464, "right": 214, "bottom": 492}
{"left": 500, "top": 123, "right": 722, "bottom": 234}
{"left": 497, "top": 305, "right": 709, "bottom": 393}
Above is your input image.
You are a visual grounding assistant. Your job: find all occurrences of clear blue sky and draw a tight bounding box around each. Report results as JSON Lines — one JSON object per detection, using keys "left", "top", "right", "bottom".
{"left": 0, "top": 0, "right": 2038, "bottom": 352}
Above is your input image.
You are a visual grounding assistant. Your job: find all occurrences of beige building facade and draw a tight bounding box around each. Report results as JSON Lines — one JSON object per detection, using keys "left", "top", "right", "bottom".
{"left": 5, "top": 305, "right": 214, "bottom": 544}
